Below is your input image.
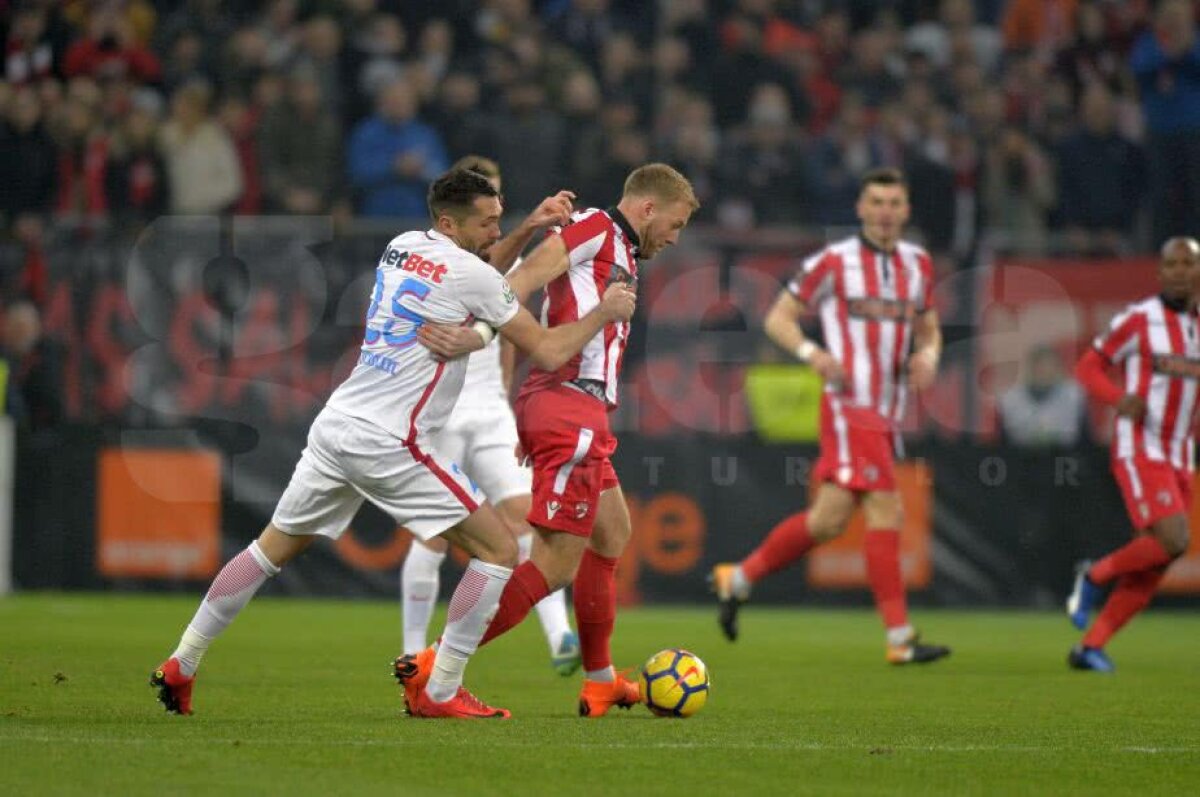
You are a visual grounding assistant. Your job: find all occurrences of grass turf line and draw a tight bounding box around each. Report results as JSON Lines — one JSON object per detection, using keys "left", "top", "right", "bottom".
{"left": 1, "top": 594, "right": 1198, "bottom": 796}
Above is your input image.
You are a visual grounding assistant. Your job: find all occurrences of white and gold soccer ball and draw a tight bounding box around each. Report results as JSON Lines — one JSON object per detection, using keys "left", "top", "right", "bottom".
{"left": 639, "top": 648, "right": 710, "bottom": 718}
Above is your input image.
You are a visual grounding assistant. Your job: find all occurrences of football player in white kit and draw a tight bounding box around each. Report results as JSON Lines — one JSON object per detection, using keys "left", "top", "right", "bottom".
{"left": 150, "top": 169, "right": 636, "bottom": 719}
{"left": 401, "top": 156, "right": 581, "bottom": 675}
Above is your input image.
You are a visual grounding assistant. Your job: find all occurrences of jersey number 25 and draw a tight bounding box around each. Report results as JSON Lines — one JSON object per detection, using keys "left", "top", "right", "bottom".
{"left": 364, "top": 273, "right": 429, "bottom": 347}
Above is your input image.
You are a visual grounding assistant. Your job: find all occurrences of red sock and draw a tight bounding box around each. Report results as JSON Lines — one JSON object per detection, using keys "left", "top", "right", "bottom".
{"left": 1089, "top": 536, "right": 1172, "bottom": 585}
{"left": 479, "top": 560, "right": 550, "bottom": 646}
{"left": 742, "top": 512, "right": 815, "bottom": 583}
{"left": 864, "top": 530, "right": 908, "bottom": 629}
{"left": 1082, "top": 567, "right": 1165, "bottom": 648}
{"left": 574, "top": 548, "right": 618, "bottom": 673}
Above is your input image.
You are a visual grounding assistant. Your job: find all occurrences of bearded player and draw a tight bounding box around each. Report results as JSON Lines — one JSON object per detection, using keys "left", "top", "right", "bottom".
{"left": 711, "top": 168, "right": 951, "bottom": 665}
{"left": 400, "top": 155, "right": 581, "bottom": 675}
{"left": 402, "top": 163, "right": 699, "bottom": 716}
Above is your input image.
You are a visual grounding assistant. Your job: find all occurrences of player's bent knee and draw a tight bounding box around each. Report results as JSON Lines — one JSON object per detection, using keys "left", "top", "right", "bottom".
{"left": 530, "top": 527, "right": 586, "bottom": 589}
{"left": 808, "top": 504, "right": 854, "bottom": 541}
{"left": 482, "top": 532, "right": 520, "bottom": 569}
{"left": 473, "top": 540, "right": 518, "bottom": 569}
{"left": 447, "top": 510, "right": 520, "bottom": 568}
{"left": 588, "top": 528, "right": 628, "bottom": 559}
{"left": 1149, "top": 514, "right": 1190, "bottom": 558}
{"left": 529, "top": 553, "right": 577, "bottom": 591}
{"left": 1156, "top": 524, "right": 1191, "bottom": 558}
{"left": 256, "top": 524, "right": 312, "bottom": 568}
{"left": 808, "top": 514, "right": 849, "bottom": 542}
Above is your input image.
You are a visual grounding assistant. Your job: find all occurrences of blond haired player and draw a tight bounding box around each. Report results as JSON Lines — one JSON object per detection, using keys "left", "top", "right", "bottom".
{"left": 402, "top": 164, "right": 699, "bottom": 716}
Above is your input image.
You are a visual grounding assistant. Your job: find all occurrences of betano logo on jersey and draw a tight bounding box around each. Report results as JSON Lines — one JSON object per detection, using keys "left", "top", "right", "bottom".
{"left": 1152, "top": 355, "right": 1200, "bottom": 380}
{"left": 845, "top": 297, "right": 916, "bottom": 322}
{"left": 378, "top": 247, "right": 449, "bottom": 284}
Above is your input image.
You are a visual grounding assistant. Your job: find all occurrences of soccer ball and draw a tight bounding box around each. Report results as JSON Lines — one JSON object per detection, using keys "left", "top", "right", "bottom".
{"left": 639, "top": 648, "right": 710, "bottom": 718}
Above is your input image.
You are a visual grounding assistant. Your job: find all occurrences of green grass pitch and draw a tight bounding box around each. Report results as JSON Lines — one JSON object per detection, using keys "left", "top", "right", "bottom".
{"left": 2, "top": 593, "right": 1198, "bottom": 796}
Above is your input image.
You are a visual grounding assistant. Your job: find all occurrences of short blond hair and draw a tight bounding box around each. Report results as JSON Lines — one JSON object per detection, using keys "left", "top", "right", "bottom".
{"left": 622, "top": 163, "right": 699, "bottom": 210}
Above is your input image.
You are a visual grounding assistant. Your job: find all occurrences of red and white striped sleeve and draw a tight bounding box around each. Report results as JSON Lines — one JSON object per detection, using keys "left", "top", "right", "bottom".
{"left": 1093, "top": 306, "right": 1144, "bottom": 363}
{"left": 786, "top": 249, "right": 836, "bottom": 305}
{"left": 916, "top": 250, "right": 935, "bottom": 313}
{"left": 556, "top": 211, "right": 611, "bottom": 269}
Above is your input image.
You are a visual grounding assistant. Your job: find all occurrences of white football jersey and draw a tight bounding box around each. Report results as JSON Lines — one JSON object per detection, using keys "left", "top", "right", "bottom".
{"left": 326, "top": 229, "right": 520, "bottom": 442}
{"left": 455, "top": 336, "right": 506, "bottom": 411}
{"left": 455, "top": 256, "right": 519, "bottom": 411}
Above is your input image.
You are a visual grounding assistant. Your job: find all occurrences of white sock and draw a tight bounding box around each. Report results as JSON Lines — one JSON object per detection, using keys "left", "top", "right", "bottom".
{"left": 171, "top": 541, "right": 279, "bottom": 676}
{"left": 518, "top": 533, "right": 573, "bottom": 653}
{"left": 425, "top": 558, "right": 512, "bottom": 703}
{"left": 731, "top": 565, "right": 751, "bottom": 600}
{"left": 887, "top": 624, "right": 915, "bottom": 648}
{"left": 401, "top": 542, "right": 446, "bottom": 654}
{"left": 585, "top": 667, "right": 615, "bottom": 683}
{"left": 535, "top": 589, "right": 573, "bottom": 654}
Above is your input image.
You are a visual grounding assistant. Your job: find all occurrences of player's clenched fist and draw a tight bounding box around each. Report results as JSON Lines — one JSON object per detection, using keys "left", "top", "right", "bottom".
{"left": 600, "top": 282, "right": 637, "bottom": 322}
{"left": 809, "top": 348, "right": 845, "bottom": 386}
{"left": 1116, "top": 394, "right": 1147, "bottom": 420}
{"left": 528, "top": 190, "right": 576, "bottom": 228}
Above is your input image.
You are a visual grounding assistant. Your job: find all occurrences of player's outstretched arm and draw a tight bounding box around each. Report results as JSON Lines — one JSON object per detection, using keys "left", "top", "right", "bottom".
{"left": 908, "top": 309, "right": 942, "bottom": 390}
{"left": 764, "top": 290, "right": 843, "bottom": 384}
{"left": 499, "top": 283, "right": 635, "bottom": 371}
{"left": 504, "top": 235, "right": 571, "bottom": 304}
{"left": 486, "top": 191, "right": 575, "bottom": 273}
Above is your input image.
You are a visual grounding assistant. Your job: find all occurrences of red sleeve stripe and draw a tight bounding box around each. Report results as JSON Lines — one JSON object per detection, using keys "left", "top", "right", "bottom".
{"left": 1132, "top": 314, "right": 1152, "bottom": 459}
{"left": 1159, "top": 308, "right": 1187, "bottom": 464}
{"left": 790, "top": 252, "right": 834, "bottom": 303}
{"left": 889, "top": 250, "right": 912, "bottom": 420}
{"left": 1096, "top": 312, "right": 1142, "bottom": 361}
{"left": 860, "top": 245, "right": 883, "bottom": 413}
{"left": 833, "top": 254, "right": 855, "bottom": 399}
{"left": 916, "top": 250, "right": 934, "bottom": 311}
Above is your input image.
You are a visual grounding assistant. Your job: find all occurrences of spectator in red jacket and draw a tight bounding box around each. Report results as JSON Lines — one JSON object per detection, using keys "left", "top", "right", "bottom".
{"left": 63, "top": 9, "right": 160, "bottom": 84}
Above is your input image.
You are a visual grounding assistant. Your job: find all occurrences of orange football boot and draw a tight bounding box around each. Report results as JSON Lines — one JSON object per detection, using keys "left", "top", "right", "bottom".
{"left": 150, "top": 657, "right": 195, "bottom": 715}
{"left": 409, "top": 686, "right": 511, "bottom": 719}
{"left": 393, "top": 646, "right": 436, "bottom": 714}
{"left": 578, "top": 672, "right": 641, "bottom": 717}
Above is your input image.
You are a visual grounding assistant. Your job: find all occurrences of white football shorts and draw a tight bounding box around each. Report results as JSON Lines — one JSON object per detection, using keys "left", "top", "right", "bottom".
{"left": 272, "top": 407, "right": 482, "bottom": 541}
{"left": 436, "top": 403, "right": 531, "bottom": 506}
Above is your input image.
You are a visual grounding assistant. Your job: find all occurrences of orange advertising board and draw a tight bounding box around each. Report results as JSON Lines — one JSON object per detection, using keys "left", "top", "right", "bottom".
{"left": 97, "top": 448, "right": 221, "bottom": 579}
{"left": 806, "top": 461, "right": 932, "bottom": 589}
{"left": 1160, "top": 473, "right": 1200, "bottom": 593}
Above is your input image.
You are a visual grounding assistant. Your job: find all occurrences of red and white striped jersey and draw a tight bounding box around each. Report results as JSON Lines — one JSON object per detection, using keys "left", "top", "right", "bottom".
{"left": 521, "top": 206, "right": 639, "bottom": 407}
{"left": 1093, "top": 295, "right": 1200, "bottom": 469}
{"left": 787, "top": 235, "right": 935, "bottom": 424}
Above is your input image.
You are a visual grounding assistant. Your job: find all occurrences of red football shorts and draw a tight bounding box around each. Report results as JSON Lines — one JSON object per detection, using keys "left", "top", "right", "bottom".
{"left": 812, "top": 394, "right": 898, "bottom": 493}
{"left": 1112, "top": 456, "right": 1192, "bottom": 530}
{"left": 515, "top": 385, "right": 619, "bottom": 536}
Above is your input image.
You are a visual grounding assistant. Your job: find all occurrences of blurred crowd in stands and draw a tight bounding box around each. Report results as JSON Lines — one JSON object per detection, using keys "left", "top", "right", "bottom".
{"left": 1, "top": 0, "right": 1198, "bottom": 260}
